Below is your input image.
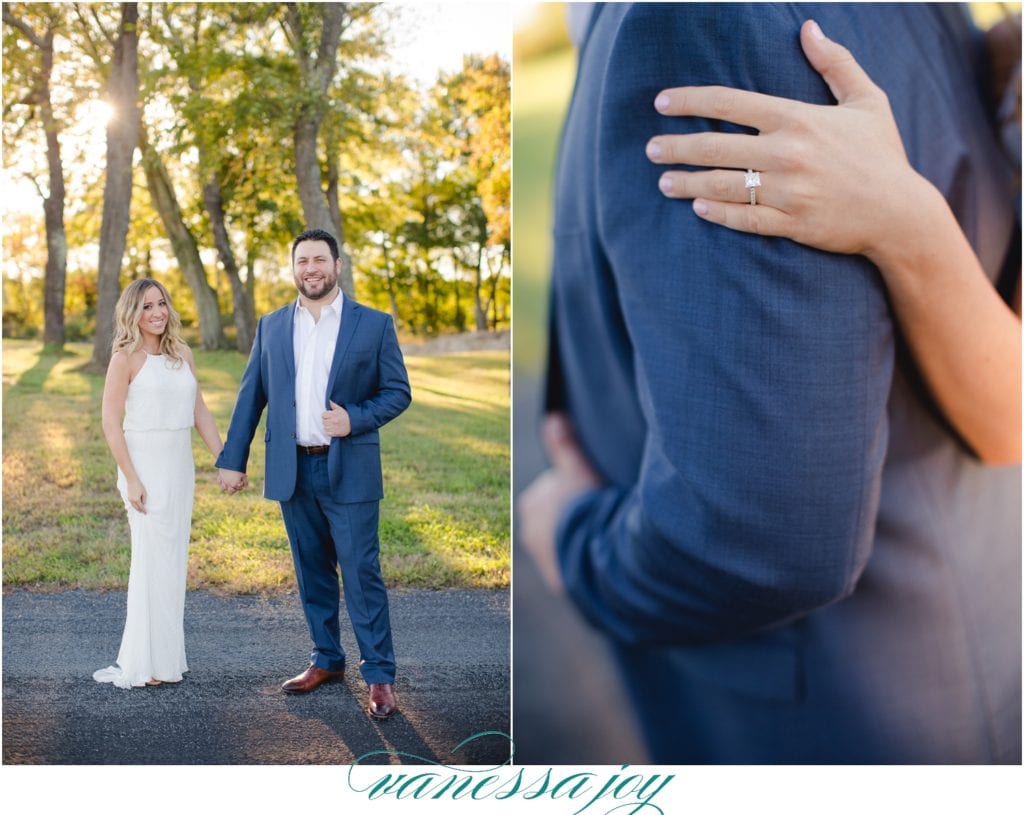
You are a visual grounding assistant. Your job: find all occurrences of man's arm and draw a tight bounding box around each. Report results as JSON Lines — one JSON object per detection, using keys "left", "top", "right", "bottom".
{"left": 216, "top": 315, "right": 268, "bottom": 474}
{"left": 342, "top": 314, "right": 412, "bottom": 436}
{"left": 549, "top": 5, "right": 894, "bottom": 647}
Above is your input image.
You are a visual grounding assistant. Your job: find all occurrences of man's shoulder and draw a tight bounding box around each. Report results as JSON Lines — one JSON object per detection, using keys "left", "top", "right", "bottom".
{"left": 349, "top": 299, "right": 393, "bottom": 327}
{"left": 611, "top": 2, "right": 799, "bottom": 45}
{"left": 259, "top": 302, "right": 295, "bottom": 328}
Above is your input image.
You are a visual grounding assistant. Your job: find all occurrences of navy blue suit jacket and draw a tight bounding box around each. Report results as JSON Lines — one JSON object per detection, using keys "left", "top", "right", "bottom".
{"left": 547, "top": 3, "right": 1020, "bottom": 763}
{"left": 217, "top": 296, "right": 411, "bottom": 503}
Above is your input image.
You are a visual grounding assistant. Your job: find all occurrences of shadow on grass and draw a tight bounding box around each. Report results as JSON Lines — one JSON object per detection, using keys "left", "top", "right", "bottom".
{"left": 12, "top": 345, "right": 65, "bottom": 393}
{"left": 3, "top": 340, "right": 508, "bottom": 592}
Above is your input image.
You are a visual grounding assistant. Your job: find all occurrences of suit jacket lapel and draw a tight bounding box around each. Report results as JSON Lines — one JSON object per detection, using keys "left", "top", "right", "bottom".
{"left": 283, "top": 301, "right": 297, "bottom": 388}
{"left": 326, "top": 295, "right": 360, "bottom": 405}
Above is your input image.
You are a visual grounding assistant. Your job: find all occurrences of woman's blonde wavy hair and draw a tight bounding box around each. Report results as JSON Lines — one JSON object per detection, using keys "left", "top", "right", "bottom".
{"left": 111, "top": 279, "right": 185, "bottom": 366}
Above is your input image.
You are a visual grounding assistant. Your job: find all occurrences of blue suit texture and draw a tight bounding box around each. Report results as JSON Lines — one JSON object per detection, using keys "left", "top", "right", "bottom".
{"left": 546, "top": 3, "right": 1021, "bottom": 763}
{"left": 217, "top": 295, "right": 411, "bottom": 684}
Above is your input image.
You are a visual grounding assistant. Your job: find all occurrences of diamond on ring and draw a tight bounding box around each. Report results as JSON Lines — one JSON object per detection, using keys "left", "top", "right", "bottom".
{"left": 745, "top": 169, "right": 761, "bottom": 205}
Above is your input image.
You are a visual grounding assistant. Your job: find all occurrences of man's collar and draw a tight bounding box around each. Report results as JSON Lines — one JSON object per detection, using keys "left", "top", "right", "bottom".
{"left": 296, "top": 288, "right": 344, "bottom": 315}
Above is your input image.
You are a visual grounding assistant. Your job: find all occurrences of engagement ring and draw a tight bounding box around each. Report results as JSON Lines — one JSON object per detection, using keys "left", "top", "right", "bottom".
{"left": 745, "top": 170, "right": 761, "bottom": 205}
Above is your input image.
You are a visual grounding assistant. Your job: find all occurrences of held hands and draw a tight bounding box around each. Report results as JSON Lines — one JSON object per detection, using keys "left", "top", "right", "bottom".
{"left": 217, "top": 469, "right": 249, "bottom": 494}
{"left": 647, "top": 19, "right": 934, "bottom": 265}
{"left": 322, "top": 400, "right": 351, "bottom": 437}
{"left": 516, "top": 414, "right": 603, "bottom": 595}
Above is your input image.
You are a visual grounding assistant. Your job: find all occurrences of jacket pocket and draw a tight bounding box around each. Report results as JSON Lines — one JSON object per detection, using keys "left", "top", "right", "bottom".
{"left": 351, "top": 430, "right": 379, "bottom": 446}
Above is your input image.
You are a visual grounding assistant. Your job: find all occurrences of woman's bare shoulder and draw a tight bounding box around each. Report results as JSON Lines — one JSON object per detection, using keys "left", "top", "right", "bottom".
{"left": 109, "top": 348, "right": 148, "bottom": 382}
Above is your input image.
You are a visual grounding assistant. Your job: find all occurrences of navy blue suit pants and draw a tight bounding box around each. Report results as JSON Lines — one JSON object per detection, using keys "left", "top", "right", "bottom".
{"left": 279, "top": 450, "right": 395, "bottom": 684}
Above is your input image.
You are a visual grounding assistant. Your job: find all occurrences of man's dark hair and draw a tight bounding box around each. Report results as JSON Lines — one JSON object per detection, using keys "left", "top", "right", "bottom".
{"left": 291, "top": 229, "right": 340, "bottom": 263}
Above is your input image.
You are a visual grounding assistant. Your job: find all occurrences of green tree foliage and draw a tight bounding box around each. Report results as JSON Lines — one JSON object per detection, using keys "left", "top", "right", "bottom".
{"left": 3, "top": 3, "right": 73, "bottom": 348}
{"left": 345, "top": 51, "right": 511, "bottom": 336}
{"left": 3, "top": 4, "right": 510, "bottom": 343}
{"left": 433, "top": 54, "right": 511, "bottom": 331}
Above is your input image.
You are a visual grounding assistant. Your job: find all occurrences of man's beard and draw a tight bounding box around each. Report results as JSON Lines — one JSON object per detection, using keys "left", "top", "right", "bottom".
{"left": 296, "top": 275, "right": 337, "bottom": 300}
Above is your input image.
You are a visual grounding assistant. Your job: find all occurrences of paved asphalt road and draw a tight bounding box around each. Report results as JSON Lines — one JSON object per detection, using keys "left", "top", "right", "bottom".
{"left": 3, "top": 588, "right": 509, "bottom": 766}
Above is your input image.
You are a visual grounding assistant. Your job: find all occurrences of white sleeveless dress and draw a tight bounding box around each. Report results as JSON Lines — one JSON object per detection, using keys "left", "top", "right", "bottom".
{"left": 93, "top": 353, "right": 196, "bottom": 689}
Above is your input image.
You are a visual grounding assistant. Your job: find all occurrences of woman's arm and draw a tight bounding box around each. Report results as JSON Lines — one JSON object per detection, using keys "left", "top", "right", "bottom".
{"left": 646, "top": 19, "right": 1021, "bottom": 465}
{"left": 870, "top": 185, "right": 1020, "bottom": 465}
{"left": 182, "top": 345, "right": 225, "bottom": 461}
{"left": 101, "top": 352, "right": 148, "bottom": 513}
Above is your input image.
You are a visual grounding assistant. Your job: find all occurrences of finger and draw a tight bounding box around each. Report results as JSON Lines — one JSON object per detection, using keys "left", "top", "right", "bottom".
{"left": 654, "top": 85, "right": 800, "bottom": 132}
{"left": 800, "top": 19, "right": 881, "bottom": 104}
{"left": 329, "top": 400, "right": 342, "bottom": 410}
{"left": 692, "top": 198, "right": 793, "bottom": 240}
{"left": 647, "top": 131, "right": 770, "bottom": 170}
{"left": 659, "top": 169, "right": 769, "bottom": 206}
{"left": 542, "top": 413, "right": 593, "bottom": 476}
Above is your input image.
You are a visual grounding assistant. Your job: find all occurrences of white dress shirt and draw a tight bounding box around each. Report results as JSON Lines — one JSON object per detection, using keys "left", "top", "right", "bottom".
{"left": 293, "top": 290, "right": 343, "bottom": 446}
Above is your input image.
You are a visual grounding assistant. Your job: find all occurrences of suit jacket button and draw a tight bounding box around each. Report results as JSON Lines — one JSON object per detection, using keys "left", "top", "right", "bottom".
{"left": 291, "top": 432, "right": 295, "bottom": 438}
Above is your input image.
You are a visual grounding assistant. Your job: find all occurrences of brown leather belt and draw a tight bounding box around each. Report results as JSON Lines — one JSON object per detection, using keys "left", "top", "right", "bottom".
{"left": 297, "top": 444, "right": 329, "bottom": 456}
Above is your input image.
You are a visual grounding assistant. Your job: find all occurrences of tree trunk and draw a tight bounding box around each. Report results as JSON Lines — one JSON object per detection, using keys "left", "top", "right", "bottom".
{"left": 381, "top": 239, "right": 400, "bottom": 325}
{"left": 140, "top": 128, "right": 225, "bottom": 350}
{"left": 5, "top": 9, "right": 70, "bottom": 350}
{"left": 90, "top": 2, "right": 139, "bottom": 370}
{"left": 286, "top": 2, "right": 354, "bottom": 297}
{"left": 474, "top": 245, "right": 488, "bottom": 332}
{"left": 293, "top": 116, "right": 332, "bottom": 231}
{"left": 487, "top": 245, "right": 508, "bottom": 329}
{"left": 203, "top": 176, "right": 255, "bottom": 352}
{"left": 244, "top": 233, "right": 257, "bottom": 302}
{"left": 453, "top": 268, "right": 462, "bottom": 332}
{"left": 39, "top": 27, "right": 67, "bottom": 349}
{"left": 324, "top": 142, "right": 354, "bottom": 297}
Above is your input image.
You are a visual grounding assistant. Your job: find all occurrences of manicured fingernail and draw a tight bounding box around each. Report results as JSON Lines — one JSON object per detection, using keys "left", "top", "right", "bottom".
{"left": 693, "top": 200, "right": 709, "bottom": 216}
{"left": 646, "top": 141, "right": 662, "bottom": 160}
{"left": 808, "top": 20, "right": 825, "bottom": 40}
{"left": 658, "top": 175, "right": 673, "bottom": 194}
{"left": 654, "top": 93, "right": 670, "bottom": 112}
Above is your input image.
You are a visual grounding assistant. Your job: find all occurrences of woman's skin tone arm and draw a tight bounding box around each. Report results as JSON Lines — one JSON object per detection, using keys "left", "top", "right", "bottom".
{"left": 101, "top": 351, "right": 148, "bottom": 513}
{"left": 646, "top": 19, "right": 1021, "bottom": 465}
{"left": 181, "top": 344, "right": 225, "bottom": 461}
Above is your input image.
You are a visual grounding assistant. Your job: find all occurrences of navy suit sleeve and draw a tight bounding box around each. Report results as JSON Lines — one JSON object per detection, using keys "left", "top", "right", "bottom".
{"left": 344, "top": 314, "right": 411, "bottom": 436}
{"left": 555, "top": 5, "right": 894, "bottom": 647}
{"left": 215, "top": 316, "right": 268, "bottom": 473}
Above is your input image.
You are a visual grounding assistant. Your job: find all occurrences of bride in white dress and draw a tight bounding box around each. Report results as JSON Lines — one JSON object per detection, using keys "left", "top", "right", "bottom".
{"left": 93, "top": 279, "right": 230, "bottom": 689}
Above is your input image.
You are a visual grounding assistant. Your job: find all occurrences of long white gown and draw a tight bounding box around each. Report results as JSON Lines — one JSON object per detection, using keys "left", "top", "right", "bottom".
{"left": 93, "top": 352, "right": 196, "bottom": 689}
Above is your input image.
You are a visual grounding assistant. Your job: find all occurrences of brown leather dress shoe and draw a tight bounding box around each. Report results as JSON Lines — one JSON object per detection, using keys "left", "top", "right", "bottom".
{"left": 368, "top": 683, "right": 398, "bottom": 719}
{"left": 281, "top": 664, "right": 345, "bottom": 694}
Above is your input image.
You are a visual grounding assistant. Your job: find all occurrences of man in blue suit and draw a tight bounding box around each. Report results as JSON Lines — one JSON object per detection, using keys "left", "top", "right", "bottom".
{"left": 218, "top": 228, "right": 411, "bottom": 719}
{"left": 519, "top": 4, "right": 1020, "bottom": 762}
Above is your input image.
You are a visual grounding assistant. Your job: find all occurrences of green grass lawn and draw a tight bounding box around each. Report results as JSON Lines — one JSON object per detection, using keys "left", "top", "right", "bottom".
{"left": 2, "top": 339, "right": 509, "bottom": 593}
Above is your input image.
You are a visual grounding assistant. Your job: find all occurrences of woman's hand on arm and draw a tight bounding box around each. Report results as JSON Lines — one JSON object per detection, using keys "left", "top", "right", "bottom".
{"left": 101, "top": 352, "right": 147, "bottom": 513}
{"left": 648, "top": 18, "right": 1021, "bottom": 466}
{"left": 647, "top": 19, "right": 928, "bottom": 261}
